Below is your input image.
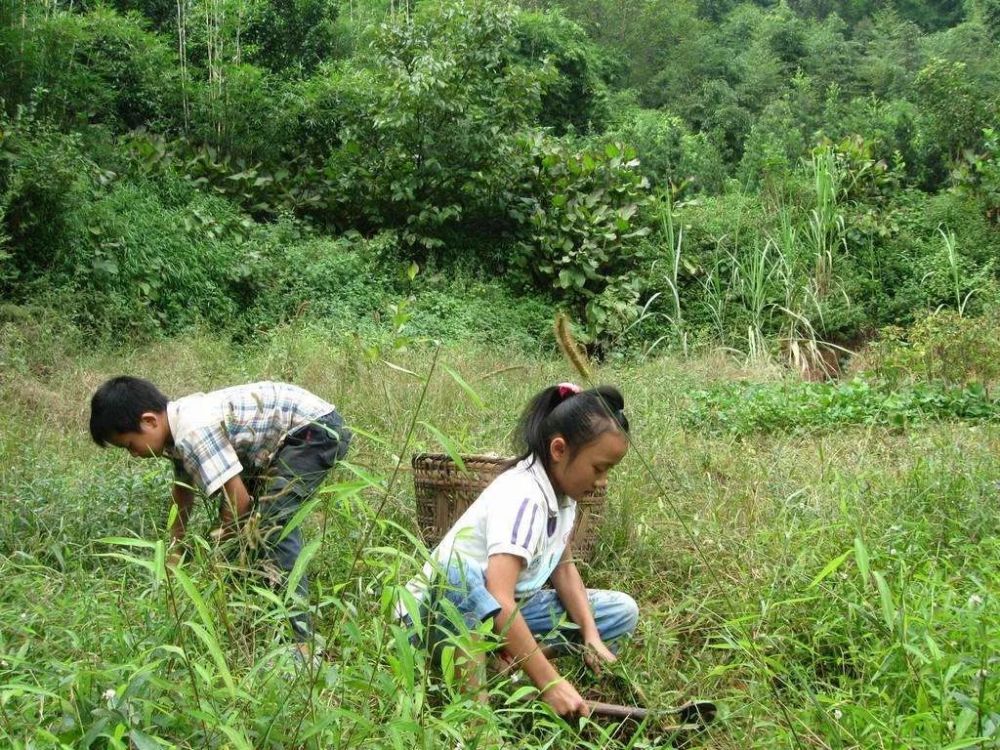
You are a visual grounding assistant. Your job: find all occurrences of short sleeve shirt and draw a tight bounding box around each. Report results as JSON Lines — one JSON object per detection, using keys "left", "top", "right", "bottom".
{"left": 164, "top": 382, "right": 334, "bottom": 496}
{"left": 406, "top": 456, "right": 577, "bottom": 604}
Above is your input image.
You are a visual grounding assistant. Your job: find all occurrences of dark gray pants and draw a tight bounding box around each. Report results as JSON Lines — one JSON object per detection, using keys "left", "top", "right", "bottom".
{"left": 245, "top": 410, "right": 351, "bottom": 641}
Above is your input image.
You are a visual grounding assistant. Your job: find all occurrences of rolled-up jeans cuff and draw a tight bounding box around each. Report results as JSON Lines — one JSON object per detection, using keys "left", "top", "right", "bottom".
{"left": 440, "top": 561, "right": 502, "bottom": 630}
{"left": 462, "top": 586, "right": 502, "bottom": 627}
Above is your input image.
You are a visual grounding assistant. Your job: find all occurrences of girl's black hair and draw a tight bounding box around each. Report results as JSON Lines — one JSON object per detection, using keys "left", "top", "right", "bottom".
{"left": 514, "top": 384, "right": 629, "bottom": 473}
{"left": 89, "top": 376, "right": 169, "bottom": 447}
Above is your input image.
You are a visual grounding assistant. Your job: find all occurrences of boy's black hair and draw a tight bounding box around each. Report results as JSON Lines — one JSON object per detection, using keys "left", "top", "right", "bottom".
{"left": 514, "top": 384, "right": 629, "bottom": 473}
{"left": 89, "top": 376, "right": 169, "bottom": 447}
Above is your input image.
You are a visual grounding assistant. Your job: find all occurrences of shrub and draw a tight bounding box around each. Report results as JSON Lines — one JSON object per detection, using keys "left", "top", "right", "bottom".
{"left": 0, "top": 7, "right": 179, "bottom": 131}
{"left": 603, "top": 108, "right": 727, "bottom": 195}
{"left": 866, "top": 308, "right": 1000, "bottom": 389}
{"left": 514, "top": 10, "right": 611, "bottom": 135}
{"left": 511, "top": 134, "right": 652, "bottom": 345}
{"left": 684, "top": 376, "right": 1000, "bottom": 435}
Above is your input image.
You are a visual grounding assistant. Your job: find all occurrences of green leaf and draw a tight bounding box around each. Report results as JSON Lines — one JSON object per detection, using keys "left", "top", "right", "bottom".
{"left": 286, "top": 538, "right": 320, "bottom": 606}
{"left": 98, "top": 536, "right": 158, "bottom": 549}
{"left": 278, "top": 496, "right": 322, "bottom": 541}
{"left": 381, "top": 360, "right": 420, "bottom": 378}
{"left": 217, "top": 725, "right": 254, "bottom": 750}
{"left": 873, "top": 571, "right": 896, "bottom": 630}
{"left": 419, "top": 421, "right": 466, "bottom": 472}
{"left": 808, "top": 548, "right": 851, "bottom": 588}
{"left": 172, "top": 567, "right": 216, "bottom": 634}
{"left": 854, "top": 536, "right": 870, "bottom": 582}
{"left": 442, "top": 364, "right": 485, "bottom": 409}
{"left": 128, "top": 729, "right": 166, "bottom": 750}
{"left": 185, "top": 621, "right": 236, "bottom": 697}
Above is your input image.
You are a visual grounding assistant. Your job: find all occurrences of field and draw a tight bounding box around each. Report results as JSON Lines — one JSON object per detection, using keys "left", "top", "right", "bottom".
{"left": 1, "top": 323, "right": 997, "bottom": 749}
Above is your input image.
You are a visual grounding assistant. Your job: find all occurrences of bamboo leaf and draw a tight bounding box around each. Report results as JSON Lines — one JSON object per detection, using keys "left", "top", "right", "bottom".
{"left": 854, "top": 536, "right": 870, "bottom": 582}
{"left": 419, "top": 421, "right": 466, "bottom": 472}
{"left": 381, "top": 360, "right": 420, "bottom": 378}
{"left": 873, "top": 571, "right": 896, "bottom": 630}
{"left": 172, "top": 568, "right": 216, "bottom": 634}
{"left": 809, "top": 548, "right": 852, "bottom": 588}
{"left": 278, "top": 496, "right": 322, "bottom": 541}
{"left": 285, "top": 538, "right": 320, "bottom": 605}
{"left": 442, "top": 364, "right": 484, "bottom": 408}
{"left": 185, "top": 621, "right": 235, "bottom": 697}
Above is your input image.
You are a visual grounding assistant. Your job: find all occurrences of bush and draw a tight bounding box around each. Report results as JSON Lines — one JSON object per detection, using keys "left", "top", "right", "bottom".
{"left": 511, "top": 134, "right": 652, "bottom": 345}
{"left": 515, "top": 10, "right": 611, "bottom": 135}
{"left": 0, "top": 7, "right": 179, "bottom": 131}
{"left": 243, "top": 228, "right": 399, "bottom": 332}
{"left": 0, "top": 114, "right": 92, "bottom": 285}
{"left": 684, "top": 376, "right": 1000, "bottom": 435}
{"left": 603, "top": 108, "right": 727, "bottom": 195}
{"left": 866, "top": 308, "right": 1000, "bottom": 389}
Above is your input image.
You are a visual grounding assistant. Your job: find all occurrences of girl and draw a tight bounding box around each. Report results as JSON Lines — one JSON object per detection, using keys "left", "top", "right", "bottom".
{"left": 402, "top": 383, "right": 638, "bottom": 718}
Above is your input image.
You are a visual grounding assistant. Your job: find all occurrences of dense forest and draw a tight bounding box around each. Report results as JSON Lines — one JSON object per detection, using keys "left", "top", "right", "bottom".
{"left": 2, "top": 0, "right": 997, "bottom": 359}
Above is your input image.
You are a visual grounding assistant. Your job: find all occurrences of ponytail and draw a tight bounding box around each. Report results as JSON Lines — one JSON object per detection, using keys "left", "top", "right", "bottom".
{"left": 514, "top": 383, "right": 629, "bottom": 472}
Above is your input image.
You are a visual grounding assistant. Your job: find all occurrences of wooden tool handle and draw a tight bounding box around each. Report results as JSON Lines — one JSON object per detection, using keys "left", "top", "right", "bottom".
{"left": 586, "top": 700, "right": 649, "bottom": 721}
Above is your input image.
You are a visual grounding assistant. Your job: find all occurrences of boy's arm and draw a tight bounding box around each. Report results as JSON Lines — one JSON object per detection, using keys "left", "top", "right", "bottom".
{"left": 169, "top": 483, "right": 195, "bottom": 544}
{"left": 485, "top": 554, "right": 589, "bottom": 718}
{"left": 548, "top": 547, "right": 617, "bottom": 671}
{"left": 215, "top": 474, "right": 253, "bottom": 534}
{"left": 168, "top": 483, "right": 195, "bottom": 563}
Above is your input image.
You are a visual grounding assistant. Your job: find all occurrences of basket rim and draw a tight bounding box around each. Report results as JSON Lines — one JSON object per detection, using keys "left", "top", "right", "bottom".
{"left": 411, "top": 452, "right": 515, "bottom": 470}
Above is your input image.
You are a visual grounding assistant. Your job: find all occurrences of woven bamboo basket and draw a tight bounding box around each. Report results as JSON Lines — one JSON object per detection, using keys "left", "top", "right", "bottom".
{"left": 411, "top": 452, "right": 607, "bottom": 563}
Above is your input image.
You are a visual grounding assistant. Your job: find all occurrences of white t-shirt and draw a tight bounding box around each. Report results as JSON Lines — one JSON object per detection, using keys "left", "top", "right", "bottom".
{"left": 405, "top": 455, "right": 577, "bottom": 606}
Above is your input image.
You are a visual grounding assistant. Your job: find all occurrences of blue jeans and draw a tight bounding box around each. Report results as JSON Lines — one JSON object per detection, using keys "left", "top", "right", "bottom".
{"left": 419, "top": 561, "right": 638, "bottom": 655}
{"left": 244, "top": 410, "right": 351, "bottom": 641}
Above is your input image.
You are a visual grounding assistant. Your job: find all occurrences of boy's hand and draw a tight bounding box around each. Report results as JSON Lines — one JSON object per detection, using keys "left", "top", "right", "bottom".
{"left": 582, "top": 637, "right": 617, "bottom": 675}
{"left": 541, "top": 679, "right": 589, "bottom": 718}
{"left": 209, "top": 526, "right": 233, "bottom": 544}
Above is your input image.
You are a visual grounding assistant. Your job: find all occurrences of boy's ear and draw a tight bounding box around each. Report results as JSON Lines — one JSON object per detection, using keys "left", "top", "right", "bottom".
{"left": 139, "top": 411, "right": 161, "bottom": 430}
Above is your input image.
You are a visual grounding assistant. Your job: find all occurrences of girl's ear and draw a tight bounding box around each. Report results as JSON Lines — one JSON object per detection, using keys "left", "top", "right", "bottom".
{"left": 549, "top": 435, "right": 568, "bottom": 464}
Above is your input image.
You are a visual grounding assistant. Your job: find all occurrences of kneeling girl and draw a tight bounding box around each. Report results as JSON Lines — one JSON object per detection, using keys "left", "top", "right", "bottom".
{"left": 403, "top": 383, "right": 638, "bottom": 718}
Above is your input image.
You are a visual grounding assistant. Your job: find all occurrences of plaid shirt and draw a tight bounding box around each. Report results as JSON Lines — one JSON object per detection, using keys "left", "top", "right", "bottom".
{"left": 165, "top": 382, "right": 335, "bottom": 495}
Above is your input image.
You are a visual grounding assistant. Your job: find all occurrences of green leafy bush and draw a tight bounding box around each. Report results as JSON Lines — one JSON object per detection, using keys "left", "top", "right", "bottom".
{"left": 512, "top": 135, "right": 652, "bottom": 344}
{"left": 867, "top": 308, "right": 1000, "bottom": 388}
{"left": 684, "top": 377, "right": 1000, "bottom": 435}
{"left": 603, "top": 107, "right": 726, "bottom": 195}
{"left": 0, "top": 7, "right": 179, "bottom": 131}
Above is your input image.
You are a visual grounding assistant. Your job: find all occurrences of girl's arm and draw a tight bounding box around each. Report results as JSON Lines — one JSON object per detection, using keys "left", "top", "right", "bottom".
{"left": 548, "top": 547, "right": 617, "bottom": 670}
{"left": 485, "top": 553, "right": 589, "bottom": 717}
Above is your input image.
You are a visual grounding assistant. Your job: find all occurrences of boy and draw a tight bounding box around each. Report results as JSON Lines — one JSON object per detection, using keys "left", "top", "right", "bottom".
{"left": 90, "top": 376, "right": 350, "bottom": 648}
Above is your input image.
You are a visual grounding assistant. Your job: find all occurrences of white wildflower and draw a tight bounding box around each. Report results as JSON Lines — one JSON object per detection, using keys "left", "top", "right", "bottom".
{"left": 968, "top": 594, "right": 984, "bottom": 607}
{"left": 890, "top": 548, "right": 897, "bottom": 555}
{"left": 833, "top": 708, "right": 843, "bottom": 720}
{"left": 103, "top": 688, "right": 116, "bottom": 702}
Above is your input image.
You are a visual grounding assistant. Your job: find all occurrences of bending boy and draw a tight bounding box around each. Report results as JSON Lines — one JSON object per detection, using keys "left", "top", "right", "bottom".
{"left": 90, "top": 376, "right": 350, "bottom": 644}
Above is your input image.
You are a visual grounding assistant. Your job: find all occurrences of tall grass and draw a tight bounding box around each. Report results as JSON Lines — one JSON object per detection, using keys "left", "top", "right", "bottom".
{"left": 1, "top": 322, "right": 999, "bottom": 748}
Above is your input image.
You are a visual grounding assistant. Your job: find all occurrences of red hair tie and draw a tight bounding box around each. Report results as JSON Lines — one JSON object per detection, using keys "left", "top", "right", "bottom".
{"left": 557, "top": 382, "right": 582, "bottom": 399}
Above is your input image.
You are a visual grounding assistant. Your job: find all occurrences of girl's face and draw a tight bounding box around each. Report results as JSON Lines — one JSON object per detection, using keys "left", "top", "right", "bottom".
{"left": 548, "top": 429, "right": 629, "bottom": 498}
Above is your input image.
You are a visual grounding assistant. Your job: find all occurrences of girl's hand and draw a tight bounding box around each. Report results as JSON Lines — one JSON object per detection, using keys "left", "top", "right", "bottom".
{"left": 542, "top": 679, "right": 590, "bottom": 718}
{"left": 582, "top": 637, "right": 617, "bottom": 675}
